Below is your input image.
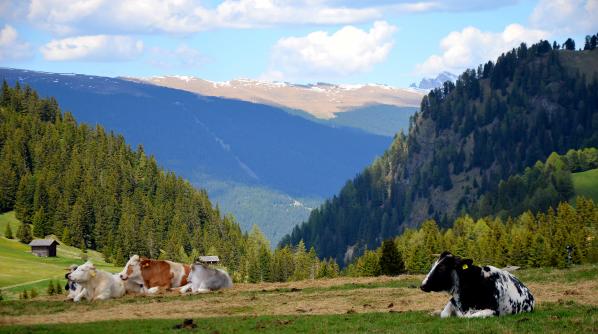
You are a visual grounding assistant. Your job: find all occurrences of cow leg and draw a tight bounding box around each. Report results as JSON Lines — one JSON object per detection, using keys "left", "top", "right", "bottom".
{"left": 146, "top": 287, "right": 160, "bottom": 294}
{"left": 440, "top": 300, "right": 459, "bottom": 318}
{"left": 73, "top": 288, "right": 87, "bottom": 302}
{"left": 179, "top": 283, "right": 192, "bottom": 294}
{"left": 93, "top": 292, "right": 112, "bottom": 301}
{"left": 463, "top": 309, "right": 495, "bottom": 318}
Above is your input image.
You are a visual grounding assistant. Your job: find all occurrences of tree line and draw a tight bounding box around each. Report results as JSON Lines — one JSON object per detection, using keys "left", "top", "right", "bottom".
{"left": 347, "top": 197, "right": 598, "bottom": 276}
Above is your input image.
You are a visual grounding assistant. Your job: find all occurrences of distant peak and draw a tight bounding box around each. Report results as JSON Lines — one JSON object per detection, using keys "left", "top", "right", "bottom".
{"left": 411, "top": 72, "right": 458, "bottom": 90}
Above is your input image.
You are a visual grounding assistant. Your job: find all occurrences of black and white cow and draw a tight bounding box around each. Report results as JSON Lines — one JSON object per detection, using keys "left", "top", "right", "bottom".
{"left": 420, "top": 251, "right": 534, "bottom": 318}
{"left": 65, "top": 264, "right": 85, "bottom": 301}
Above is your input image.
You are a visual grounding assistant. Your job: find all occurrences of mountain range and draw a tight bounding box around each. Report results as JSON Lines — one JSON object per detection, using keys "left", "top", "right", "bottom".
{"left": 135, "top": 76, "right": 423, "bottom": 137}
{"left": 0, "top": 68, "right": 421, "bottom": 244}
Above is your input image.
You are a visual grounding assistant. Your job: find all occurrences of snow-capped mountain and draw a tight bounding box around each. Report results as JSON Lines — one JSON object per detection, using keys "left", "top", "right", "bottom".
{"left": 410, "top": 71, "right": 458, "bottom": 90}
{"left": 132, "top": 76, "right": 424, "bottom": 119}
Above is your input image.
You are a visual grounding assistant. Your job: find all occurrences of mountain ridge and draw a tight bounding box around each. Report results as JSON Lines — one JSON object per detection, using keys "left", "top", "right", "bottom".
{"left": 282, "top": 43, "right": 598, "bottom": 265}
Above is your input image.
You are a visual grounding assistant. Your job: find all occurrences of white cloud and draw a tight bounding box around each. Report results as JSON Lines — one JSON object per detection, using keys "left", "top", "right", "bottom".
{"left": 40, "top": 35, "right": 143, "bottom": 61}
{"left": 263, "top": 21, "right": 396, "bottom": 81}
{"left": 415, "top": 24, "right": 548, "bottom": 77}
{"left": 530, "top": 0, "right": 598, "bottom": 36}
{"left": 23, "top": 0, "right": 381, "bottom": 35}
{"left": 27, "top": 0, "right": 104, "bottom": 35}
{"left": 0, "top": 24, "right": 32, "bottom": 61}
{"left": 16, "top": 0, "right": 527, "bottom": 35}
{"left": 148, "top": 44, "right": 207, "bottom": 69}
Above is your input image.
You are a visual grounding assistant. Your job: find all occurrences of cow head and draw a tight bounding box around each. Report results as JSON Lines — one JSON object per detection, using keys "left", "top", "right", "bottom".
{"left": 420, "top": 251, "right": 473, "bottom": 293}
{"left": 68, "top": 261, "right": 97, "bottom": 283}
{"left": 119, "top": 255, "right": 143, "bottom": 282}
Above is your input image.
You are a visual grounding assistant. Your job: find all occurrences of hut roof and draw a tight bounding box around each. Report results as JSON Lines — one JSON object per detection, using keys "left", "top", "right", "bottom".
{"left": 28, "top": 239, "right": 59, "bottom": 247}
{"left": 197, "top": 255, "right": 220, "bottom": 263}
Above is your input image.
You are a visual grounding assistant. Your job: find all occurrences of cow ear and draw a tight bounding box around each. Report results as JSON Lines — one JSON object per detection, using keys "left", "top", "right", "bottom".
{"left": 458, "top": 258, "right": 473, "bottom": 270}
{"left": 141, "top": 260, "right": 150, "bottom": 268}
{"left": 439, "top": 251, "right": 452, "bottom": 259}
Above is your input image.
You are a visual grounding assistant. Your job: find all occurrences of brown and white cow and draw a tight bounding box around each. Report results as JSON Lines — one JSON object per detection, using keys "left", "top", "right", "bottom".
{"left": 119, "top": 255, "right": 190, "bottom": 294}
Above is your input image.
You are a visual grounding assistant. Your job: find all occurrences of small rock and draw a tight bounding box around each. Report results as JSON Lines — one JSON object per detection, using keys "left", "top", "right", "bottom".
{"left": 387, "top": 303, "right": 394, "bottom": 308}
{"left": 173, "top": 319, "right": 197, "bottom": 329}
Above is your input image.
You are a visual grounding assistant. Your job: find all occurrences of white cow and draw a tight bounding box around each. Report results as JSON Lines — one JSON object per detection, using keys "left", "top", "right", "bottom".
{"left": 68, "top": 261, "right": 125, "bottom": 302}
{"left": 180, "top": 262, "right": 233, "bottom": 294}
{"left": 65, "top": 264, "right": 86, "bottom": 301}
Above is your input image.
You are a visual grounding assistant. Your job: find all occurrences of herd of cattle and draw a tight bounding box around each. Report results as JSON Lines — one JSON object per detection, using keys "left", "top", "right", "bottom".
{"left": 65, "top": 255, "right": 233, "bottom": 302}
{"left": 63, "top": 252, "right": 535, "bottom": 318}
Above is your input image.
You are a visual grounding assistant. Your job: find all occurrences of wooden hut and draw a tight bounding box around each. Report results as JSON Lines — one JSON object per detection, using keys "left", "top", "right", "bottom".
{"left": 29, "top": 239, "right": 59, "bottom": 257}
{"left": 197, "top": 256, "right": 220, "bottom": 265}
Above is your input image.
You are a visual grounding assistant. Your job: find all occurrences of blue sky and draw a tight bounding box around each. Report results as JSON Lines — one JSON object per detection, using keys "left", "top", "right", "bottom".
{"left": 1, "top": 0, "right": 596, "bottom": 87}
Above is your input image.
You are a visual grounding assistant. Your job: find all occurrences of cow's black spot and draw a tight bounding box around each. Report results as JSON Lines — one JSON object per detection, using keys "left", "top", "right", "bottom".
{"left": 483, "top": 266, "right": 490, "bottom": 272}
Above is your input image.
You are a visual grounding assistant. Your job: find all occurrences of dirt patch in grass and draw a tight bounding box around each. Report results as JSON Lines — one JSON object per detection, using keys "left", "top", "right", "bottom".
{"left": 1, "top": 274, "right": 596, "bottom": 326}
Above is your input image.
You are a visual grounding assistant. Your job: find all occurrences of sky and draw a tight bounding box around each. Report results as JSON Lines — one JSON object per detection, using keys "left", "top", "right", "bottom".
{"left": 0, "top": 0, "right": 597, "bottom": 87}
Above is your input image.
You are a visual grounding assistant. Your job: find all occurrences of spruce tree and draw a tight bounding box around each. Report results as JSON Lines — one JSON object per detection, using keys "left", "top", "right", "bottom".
{"left": 47, "top": 280, "right": 56, "bottom": 295}
{"left": 4, "top": 223, "right": 13, "bottom": 239}
{"left": 379, "top": 239, "right": 404, "bottom": 276}
{"left": 16, "top": 223, "right": 33, "bottom": 244}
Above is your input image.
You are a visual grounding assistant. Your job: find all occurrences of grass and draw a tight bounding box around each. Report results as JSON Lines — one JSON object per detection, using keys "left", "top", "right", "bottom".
{"left": 0, "top": 303, "right": 595, "bottom": 333}
{"left": 0, "top": 211, "right": 117, "bottom": 299}
{"left": 572, "top": 168, "right": 598, "bottom": 203}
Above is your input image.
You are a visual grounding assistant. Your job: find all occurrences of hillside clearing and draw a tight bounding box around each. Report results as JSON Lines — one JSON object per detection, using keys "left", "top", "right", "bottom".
{"left": 0, "top": 265, "right": 596, "bottom": 328}
{"left": 572, "top": 169, "right": 598, "bottom": 203}
{"left": 0, "top": 212, "right": 116, "bottom": 297}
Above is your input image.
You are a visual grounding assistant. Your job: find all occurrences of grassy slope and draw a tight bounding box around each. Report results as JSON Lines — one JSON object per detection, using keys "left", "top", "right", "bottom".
{"left": 572, "top": 168, "right": 598, "bottom": 203}
{"left": 0, "top": 212, "right": 116, "bottom": 298}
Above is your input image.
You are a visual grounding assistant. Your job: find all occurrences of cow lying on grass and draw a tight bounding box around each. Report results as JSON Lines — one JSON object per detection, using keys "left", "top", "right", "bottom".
{"left": 179, "top": 262, "right": 233, "bottom": 294}
{"left": 65, "top": 264, "right": 85, "bottom": 301}
{"left": 67, "top": 261, "right": 125, "bottom": 302}
{"left": 420, "top": 251, "right": 535, "bottom": 318}
{"left": 119, "top": 255, "right": 190, "bottom": 294}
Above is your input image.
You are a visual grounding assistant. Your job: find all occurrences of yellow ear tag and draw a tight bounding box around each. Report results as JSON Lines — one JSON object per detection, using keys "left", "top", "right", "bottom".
{"left": 90, "top": 271, "right": 96, "bottom": 277}
{"left": 462, "top": 264, "right": 468, "bottom": 270}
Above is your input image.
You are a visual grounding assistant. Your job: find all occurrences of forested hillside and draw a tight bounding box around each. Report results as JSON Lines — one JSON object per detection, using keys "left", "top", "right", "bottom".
{"left": 0, "top": 68, "right": 392, "bottom": 245}
{"left": 476, "top": 148, "right": 598, "bottom": 218}
{"left": 0, "top": 82, "right": 245, "bottom": 268}
{"left": 282, "top": 39, "right": 598, "bottom": 265}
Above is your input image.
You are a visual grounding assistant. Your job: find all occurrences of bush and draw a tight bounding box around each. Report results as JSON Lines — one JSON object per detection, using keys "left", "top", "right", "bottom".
{"left": 30, "top": 288, "right": 38, "bottom": 299}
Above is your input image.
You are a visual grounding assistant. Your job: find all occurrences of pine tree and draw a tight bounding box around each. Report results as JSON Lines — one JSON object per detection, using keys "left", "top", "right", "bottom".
{"left": 47, "top": 280, "right": 56, "bottom": 295}
{"left": 30, "top": 288, "right": 38, "bottom": 298}
{"left": 16, "top": 223, "right": 33, "bottom": 244}
{"left": 55, "top": 281, "right": 63, "bottom": 294}
{"left": 4, "top": 223, "right": 13, "bottom": 239}
{"left": 379, "top": 239, "right": 404, "bottom": 276}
